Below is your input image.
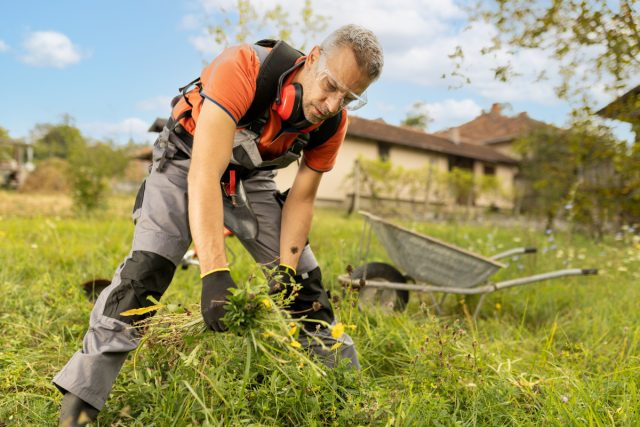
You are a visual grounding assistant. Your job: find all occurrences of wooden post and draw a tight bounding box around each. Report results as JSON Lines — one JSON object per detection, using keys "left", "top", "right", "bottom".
{"left": 354, "top": 159, "right": 361, "bottom": 212}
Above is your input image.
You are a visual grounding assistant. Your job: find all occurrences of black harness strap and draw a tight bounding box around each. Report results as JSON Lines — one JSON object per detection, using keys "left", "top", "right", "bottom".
{"left": 237, "top": 39, "right": 304, "bottom": 128}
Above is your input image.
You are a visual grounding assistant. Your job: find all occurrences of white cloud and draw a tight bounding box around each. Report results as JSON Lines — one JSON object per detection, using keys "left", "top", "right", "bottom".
{"left": 80, "top": 118, "right": 155, "bottom": 144}
{"left": 0, "top": 40, "right": 9, "bottom": 53}
{"left": 188, "top": 0, "right": 464, "bottom": 56}
{"left": 185, "top": 0, "right": 565, "bottom": 106}
{"left": 20, "top": 31, "right": 83, "bottom": 68}
{"left": 189, "top": 30, "right": 223, "bottom": 57}
{"left": 413, "top": 98, "right": 482, "bottom": 131}
{"left": 136, "top": 96, "right": 174, "bottom": 113}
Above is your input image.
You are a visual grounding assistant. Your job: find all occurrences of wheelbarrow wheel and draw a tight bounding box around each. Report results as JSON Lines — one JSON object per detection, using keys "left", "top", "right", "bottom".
{"left": 351, "top": 262, "right": 409, "bottom": 312}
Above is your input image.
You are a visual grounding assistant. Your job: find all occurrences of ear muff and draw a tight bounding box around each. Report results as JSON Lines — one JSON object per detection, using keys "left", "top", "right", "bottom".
{"left": 273, "top": 59, "right": 307, "bottom": 126}
{"left": 275, "top": 82, "right": 303, "bottom": 122}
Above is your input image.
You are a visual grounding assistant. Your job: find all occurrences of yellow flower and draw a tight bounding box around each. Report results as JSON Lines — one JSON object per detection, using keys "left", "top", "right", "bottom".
{"left": 290, "top": 340, "right": 302, "bottom": 349}
{"left": 331, "top": 322, "right": 345, "bottom": 339}
{"left": 288, "top": 324, "right": 298, "bottom": 337}
{"left": 495, "top": 303, "right": 502, "bottom": 311}
{"left": 261, "top": 298, "right": 271, "bottom": 309}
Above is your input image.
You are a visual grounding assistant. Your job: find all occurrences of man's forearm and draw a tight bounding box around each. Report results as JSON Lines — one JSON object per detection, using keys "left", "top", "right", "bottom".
{"left": 188, "top": 182, "right": 228, "bottom": 273}
{"left": 279, "top": 194, "right": 314, "bottom": 269}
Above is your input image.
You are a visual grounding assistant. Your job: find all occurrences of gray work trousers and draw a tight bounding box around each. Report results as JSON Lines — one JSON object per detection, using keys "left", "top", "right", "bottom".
{"left": 53, "top": 137, "right": 359, "bottom": 411}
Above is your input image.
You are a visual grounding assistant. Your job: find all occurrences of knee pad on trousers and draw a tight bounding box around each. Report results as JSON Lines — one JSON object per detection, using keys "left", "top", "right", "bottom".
{"left": 289, "top": 267, "right": 335, "bottom": 330}
{"left": 102, "top": 251, "right": 176, "bottom": 324}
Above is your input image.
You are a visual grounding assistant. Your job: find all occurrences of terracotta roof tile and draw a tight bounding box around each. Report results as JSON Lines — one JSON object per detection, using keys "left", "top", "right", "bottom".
{"left": 434, "top": 104, "right": 546, "bottom": 145}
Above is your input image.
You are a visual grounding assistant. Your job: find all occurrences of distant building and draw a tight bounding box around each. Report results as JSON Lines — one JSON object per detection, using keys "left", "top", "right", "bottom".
{"left": 276, "top": 115, "right": 519, "bottom": 210}
{"left": 0, "top": 140, "right": 34, "bottom": 189}
{"left": 434, "top": 103, "right": 546, "bottom": 159}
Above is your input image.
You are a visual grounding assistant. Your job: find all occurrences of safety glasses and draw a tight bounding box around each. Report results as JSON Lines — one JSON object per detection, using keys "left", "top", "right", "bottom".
{"left": 314, "top": 53, "right": 368, "bottom": 111}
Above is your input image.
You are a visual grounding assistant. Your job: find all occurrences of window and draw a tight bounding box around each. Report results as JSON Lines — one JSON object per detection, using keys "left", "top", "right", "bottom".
{"left": 377, "top": 142, "right": 390, "bottom": 161}
{"left": 448, "top": 155, "right": 473, "bottom": 171}
{"left": 483, "top": 165, "right": 496, "bottom": 176}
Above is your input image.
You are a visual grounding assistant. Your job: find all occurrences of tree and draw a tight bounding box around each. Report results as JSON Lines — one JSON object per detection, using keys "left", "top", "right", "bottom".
{"left": 468, "top": 0, "right": 640, "bottom": 108}
{"left": 515, "top": 120, "right": 628, "bottom": 235}
{"left": 515, "top": 126, "right": 579, "bottom": 229}
{"left": 0, "top": 126, "right": 17, "bottom": 162}
{"left": 67, "top": 140, "right": 128, "bottom": 211}
{"left": 32, "top": 115, "right": 83, "bottom": 160}
{"left": 31, "top": 118, "right": 128, "bottom": 210}
{"left": 400, "top": 102, "right": 432, "bottom": 131}
{"left": 445, "top": 167, "right": 476, "bottom": 217}
{"left": 208, "top": 0, "right": 328, "bottom": 51}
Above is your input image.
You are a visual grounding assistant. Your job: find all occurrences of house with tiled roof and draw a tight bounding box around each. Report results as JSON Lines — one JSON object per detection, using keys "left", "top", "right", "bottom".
{"left": 434, "top": 103, "right": 547, "bottom": 159}
{"left": 275, "top": 115, "right": 519, "bottom": 210}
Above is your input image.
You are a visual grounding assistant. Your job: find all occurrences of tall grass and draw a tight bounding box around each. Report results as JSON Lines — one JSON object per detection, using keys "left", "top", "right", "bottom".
{"left": 1, "top": 192, "right": 639, "bottom": 425}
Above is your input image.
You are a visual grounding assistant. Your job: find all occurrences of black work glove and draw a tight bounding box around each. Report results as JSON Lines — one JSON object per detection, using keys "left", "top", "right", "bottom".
{"left": 201, "top": 269, "right": 236, "bottom": 332}
{"left": 268, "top": 264, "right": 297, "bottom": 296}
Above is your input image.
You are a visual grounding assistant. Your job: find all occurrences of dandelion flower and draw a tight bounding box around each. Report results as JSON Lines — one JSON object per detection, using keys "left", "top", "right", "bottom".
{"left": 495, "top": 303, "right": 502, "bottom": 311}
{"left": 290, "top": 340, "right": 302, "bottom": 349}
{"left": 331, "top": 322, "right": 345, "bottom": 339}
{"left": 288, "top": 324, "right": 298, "bottom": 337}
{"left": 261, "top": 298, "right": 271, "bottom": 309}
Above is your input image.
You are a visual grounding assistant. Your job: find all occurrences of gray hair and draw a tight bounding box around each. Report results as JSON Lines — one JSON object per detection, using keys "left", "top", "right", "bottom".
{"left": 320, "top": 24, "right": 384, "bottom": 81}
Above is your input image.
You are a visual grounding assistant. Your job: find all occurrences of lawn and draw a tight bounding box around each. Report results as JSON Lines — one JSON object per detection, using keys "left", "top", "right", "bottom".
{"left": 1, "top": 191, "right": 639, "bottom": 426}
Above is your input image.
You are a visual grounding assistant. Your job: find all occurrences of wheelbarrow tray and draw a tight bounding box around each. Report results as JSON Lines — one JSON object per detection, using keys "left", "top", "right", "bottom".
{"left": 339, "top": 211, "right": 598, "bottom": 318}
{"left": 360, "top": 211, "right": 504, "bottom": 288}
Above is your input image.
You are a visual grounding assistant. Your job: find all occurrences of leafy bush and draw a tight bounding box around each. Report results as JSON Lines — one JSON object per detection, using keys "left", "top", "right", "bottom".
{"left": 19, "top": 158, "right": 70, "bottom": 193}
{"left": 67, "top": 141, "right": 128, "bottom": 211}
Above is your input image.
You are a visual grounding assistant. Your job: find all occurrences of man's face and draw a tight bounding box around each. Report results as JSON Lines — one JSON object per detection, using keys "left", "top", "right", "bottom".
{"left": 298, "top": 46, "right": 373, "bottom": 124}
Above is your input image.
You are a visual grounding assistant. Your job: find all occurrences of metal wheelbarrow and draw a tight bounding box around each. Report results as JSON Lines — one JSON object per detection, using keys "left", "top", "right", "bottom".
{"left": 338, "top": 211, "right": 598, "bottom": 319}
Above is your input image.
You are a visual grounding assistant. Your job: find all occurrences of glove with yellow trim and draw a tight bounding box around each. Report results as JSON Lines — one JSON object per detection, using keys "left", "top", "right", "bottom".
{"left": 201, "top": 268, "right": 236, "bottom": 332}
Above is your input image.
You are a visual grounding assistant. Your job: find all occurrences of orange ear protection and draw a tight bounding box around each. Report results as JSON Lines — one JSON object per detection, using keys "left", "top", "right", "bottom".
{"left": 274, "top": 60, "right": 306, "bottom": 126}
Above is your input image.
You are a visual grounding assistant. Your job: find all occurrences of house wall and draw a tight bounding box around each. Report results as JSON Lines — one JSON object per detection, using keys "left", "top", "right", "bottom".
{"left": 473, "top": 162, "right": 516, "bottom": 209}
{"left": 274, "top": 135, "right": 379, "bottom": 203}
{"left": 273, "top": 135, "right": 517, "bottom": 210}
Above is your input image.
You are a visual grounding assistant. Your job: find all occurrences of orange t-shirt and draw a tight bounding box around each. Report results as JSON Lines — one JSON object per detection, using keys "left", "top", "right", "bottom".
{"left": 171, "top": 44, "right": 347, "bottom": 172}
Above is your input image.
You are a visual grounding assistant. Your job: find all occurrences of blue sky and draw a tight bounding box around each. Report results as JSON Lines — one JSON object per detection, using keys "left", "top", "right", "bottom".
{"left": 0, "top": 0, "right": 634, "bottom": 144}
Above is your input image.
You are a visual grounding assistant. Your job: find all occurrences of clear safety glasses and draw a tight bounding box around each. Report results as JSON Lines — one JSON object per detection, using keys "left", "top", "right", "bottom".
{"left": 315, "top": 54, "right": 368, "bottom": 111}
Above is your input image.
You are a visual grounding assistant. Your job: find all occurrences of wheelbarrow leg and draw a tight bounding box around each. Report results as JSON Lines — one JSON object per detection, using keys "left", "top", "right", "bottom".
{"left": 438, "top": 293, "right": 449, "bottom": 314}
{"left": 427, "top": 293, "right": 442, "bottom": 315}
{"left": 473, "top": 294, "right": 487, "bottom": 320}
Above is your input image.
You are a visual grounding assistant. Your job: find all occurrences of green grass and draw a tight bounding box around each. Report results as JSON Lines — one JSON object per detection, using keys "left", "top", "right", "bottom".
{"left": 1, "top": 191, "right": 639, "bottom": 425}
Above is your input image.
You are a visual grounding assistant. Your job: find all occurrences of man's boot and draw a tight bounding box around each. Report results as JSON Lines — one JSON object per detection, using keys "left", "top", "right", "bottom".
{"left": 59, "top": 392, "right": 98, "bottom": 427}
